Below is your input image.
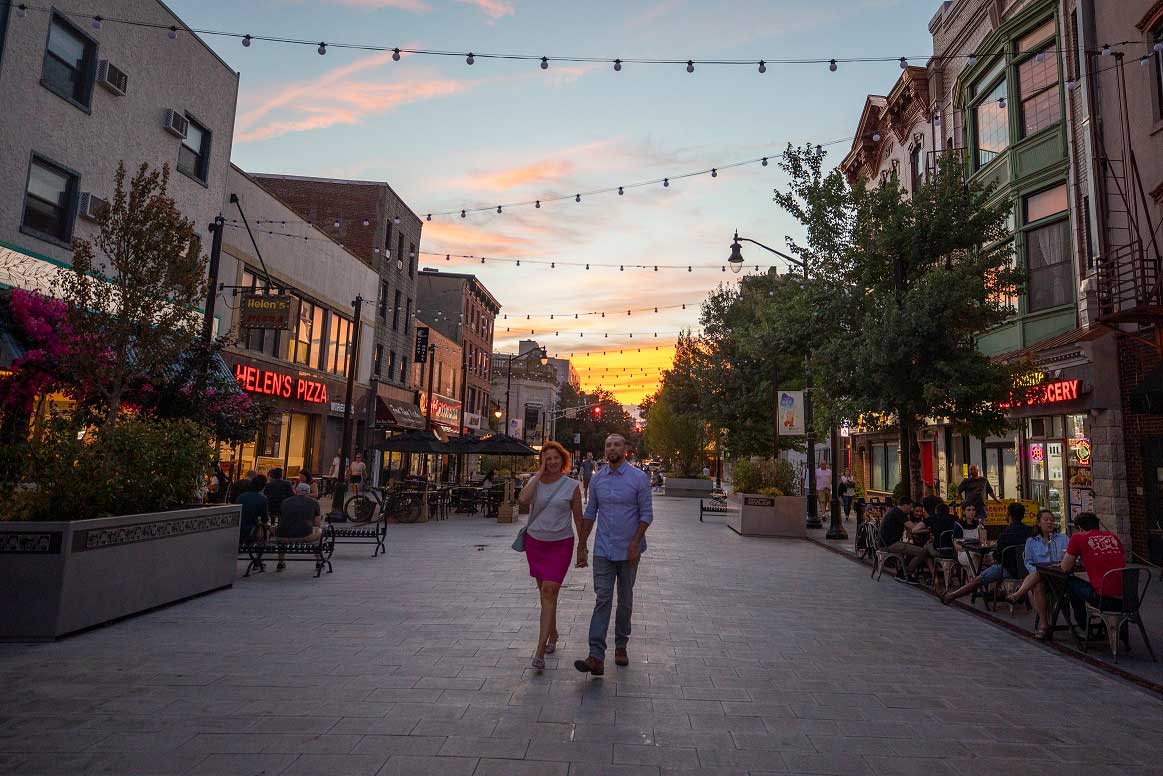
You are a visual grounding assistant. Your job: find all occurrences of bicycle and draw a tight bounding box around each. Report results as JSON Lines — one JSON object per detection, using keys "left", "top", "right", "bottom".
{"left": 345, "top": 486, "right": 386, "bottom": 523}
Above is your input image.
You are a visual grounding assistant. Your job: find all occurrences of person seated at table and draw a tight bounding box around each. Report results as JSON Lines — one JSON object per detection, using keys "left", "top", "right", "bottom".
{"left": 481, "top": 470, "right": 496, "bottom": 488}
{"left": 918, "top": 502, "right": 958, "bottom": 591}
{"left": 237, "top": 474, "right": 269, "bottom": 541}
{"left": 274, "top": 482, "right": 323, "bottom": 571}
{"left": 1061, "top": 511, "right": 1126, "bottom": 628}
{"left": 879, "top": 498, "right": 929, "bottom": 584}
{"left": 1003, "top": 509, "right": 1069, "bottom": 638}
{"left": 953, "top": 503, "right": 984, "bottom": 580}
{"left": 942, "top": 502, "right": 1030, "bottom": 605}
{"left": 297, "top": 469, "right": 320, "bottom": 499}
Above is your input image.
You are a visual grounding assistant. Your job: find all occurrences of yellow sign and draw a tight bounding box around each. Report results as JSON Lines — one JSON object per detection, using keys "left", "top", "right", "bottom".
{"left": 1014, "top": 371, "right": 1047, "bottom": 388}
{"left": 982, "top": 499, "right": 1041, "bottom": 526}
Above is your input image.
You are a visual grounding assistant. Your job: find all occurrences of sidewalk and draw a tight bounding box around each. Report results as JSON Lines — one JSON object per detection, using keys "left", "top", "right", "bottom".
{"left": 2, "top": 496, "right": 1161, "bottom": 775}
{"left": 806, "top": 520, "right": 1163, "bottom": 690}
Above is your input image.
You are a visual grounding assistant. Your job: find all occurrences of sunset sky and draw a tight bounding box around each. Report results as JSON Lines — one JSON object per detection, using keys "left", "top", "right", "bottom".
{"left": 171, "top": 0, "right": 932, "bottom": 403}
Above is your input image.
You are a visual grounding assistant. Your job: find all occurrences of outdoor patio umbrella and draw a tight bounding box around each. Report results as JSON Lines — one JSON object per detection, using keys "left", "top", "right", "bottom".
{"left": 374, "top": 429, "right": 454, "bottom": 454}
{"left": 450, "top": 433, "right": 537, "bottom": 456}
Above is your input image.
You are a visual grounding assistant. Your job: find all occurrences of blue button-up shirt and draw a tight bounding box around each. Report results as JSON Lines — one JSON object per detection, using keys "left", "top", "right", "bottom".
{"left": 1024, "top": 532, "right": 1069, "bottom": 572}
{"left": 584, "top": 461, "right": 653, "bottom": 561}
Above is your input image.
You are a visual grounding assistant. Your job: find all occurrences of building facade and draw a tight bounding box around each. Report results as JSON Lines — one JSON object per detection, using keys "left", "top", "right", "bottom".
{"left": 415, "top": 269, "right": 501, "bottom": 434}
{"left": 0, "top": 0, "right": 238, "bottom": 302}
{"left": 410, "top": 320, "right": 463, "bottom": 435}
{"left": 249, "top": 174, "right": 424, "bottom": 447}
{"left": 491, "top": 340, "right": 558, "bottom": 446}
{"left": 216, "top": 167, "right": 378, "bottom": 480}
{"left": 840, "top": 0, "right": 1143, "bottom": 549}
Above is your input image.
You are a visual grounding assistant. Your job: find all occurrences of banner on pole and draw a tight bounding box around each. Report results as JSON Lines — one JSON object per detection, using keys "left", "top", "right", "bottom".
{"left": 778, "top": 390, "right": 805, "bottom": 435}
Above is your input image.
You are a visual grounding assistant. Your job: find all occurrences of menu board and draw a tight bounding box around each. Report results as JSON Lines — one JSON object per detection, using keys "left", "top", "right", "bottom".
{"left": 1067, "top": 435, "right": 1094, "bottom": 522}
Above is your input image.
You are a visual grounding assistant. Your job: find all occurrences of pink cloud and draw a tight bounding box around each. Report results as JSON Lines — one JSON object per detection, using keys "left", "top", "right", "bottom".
{"left": 458, "top": 160, "right": 575, "bottom": 191}
{"left": 457, "top": 0, "right": 515, "bottom": 19}
{"left": 421, "top": 221, "right": 536, "bottom": 256}
{"left": 236, "top": 52, "right": 468, "bottom": 142}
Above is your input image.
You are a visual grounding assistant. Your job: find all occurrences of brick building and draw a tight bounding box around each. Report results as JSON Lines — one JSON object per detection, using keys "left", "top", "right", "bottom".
{"left": 415, "top": 269, "right": 501, "bottom": 435}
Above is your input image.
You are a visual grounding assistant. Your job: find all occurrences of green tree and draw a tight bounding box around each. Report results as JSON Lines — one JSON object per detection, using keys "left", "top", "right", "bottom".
{"left": 554, "top": 386, "right": 638, "bottom": 458}
{"left": 642, "top": 384, "right": 707, "bottom": 476}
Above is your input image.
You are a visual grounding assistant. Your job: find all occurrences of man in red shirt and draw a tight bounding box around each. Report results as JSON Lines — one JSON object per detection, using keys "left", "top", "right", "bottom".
{"left": 1061, "top": 512, "right": 1125, "bottom": 624}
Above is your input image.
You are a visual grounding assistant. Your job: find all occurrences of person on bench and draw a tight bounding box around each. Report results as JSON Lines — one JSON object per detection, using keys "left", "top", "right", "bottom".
{"left": 274, "top": 483, "right": 322, "bottom": 571}
{"left": 237, "top": 474, "right": 269, "bottom": 541}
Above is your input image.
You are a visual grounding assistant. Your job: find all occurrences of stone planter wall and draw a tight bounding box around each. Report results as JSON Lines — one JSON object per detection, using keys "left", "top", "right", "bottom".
{"left": 726, "top": 493, "right": 806, "bottom": 539}
{"left": 664, "top": 478, "right": 714, "bottom": 498}
{"left": 0, "top": 505, "right": 240, "bottom": 641}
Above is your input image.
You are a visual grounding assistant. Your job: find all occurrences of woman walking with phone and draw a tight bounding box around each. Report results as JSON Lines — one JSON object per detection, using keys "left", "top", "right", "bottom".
{"left": 517, "top": 441, "right": 583, "bottom": 670}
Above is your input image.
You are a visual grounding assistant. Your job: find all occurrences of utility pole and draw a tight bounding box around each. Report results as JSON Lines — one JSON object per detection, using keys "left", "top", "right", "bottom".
{"left": 202, "top": 214, "right": 224, "bottom": 342}
{"left": 826, "top": 421, "right": 846, "bottom": 539}
{"left": 331, "top": 294, "right": 363, "bottom": 521}
{"left": 804, "top": 355, "right": 821, "bottom": 529}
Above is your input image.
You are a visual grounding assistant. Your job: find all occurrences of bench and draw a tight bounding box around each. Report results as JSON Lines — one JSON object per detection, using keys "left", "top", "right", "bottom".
{"left": 329, "top": 518, "right": 387, "bottom": 557}
{"left": 239, "top": 524, "right": 335, "bottom": 578}
{"left": 699, "top": 491, "right": 732, "bottom": 522}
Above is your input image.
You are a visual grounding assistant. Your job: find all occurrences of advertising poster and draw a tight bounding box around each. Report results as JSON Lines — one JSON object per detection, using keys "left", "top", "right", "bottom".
{"left": 778, "top": 390, "right": 805, "bottom": 435}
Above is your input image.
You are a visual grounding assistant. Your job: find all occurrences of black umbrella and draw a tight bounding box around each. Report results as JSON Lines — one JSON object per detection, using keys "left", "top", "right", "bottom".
{"left": 451, "top": 433, "right": 538, "bottom": 456}
{"left": 374, "top": 429, "right": 453, "bottom": 454}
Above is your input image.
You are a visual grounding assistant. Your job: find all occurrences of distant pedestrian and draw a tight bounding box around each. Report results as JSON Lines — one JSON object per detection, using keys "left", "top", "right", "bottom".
{"left": 574, "top": 434, "right": 653, "bottom": 677}
{"left": 274, "top": 482, "right": 322, "bottom": 571}
{"left": 839, "top": 468, "right": 856, "bottom": 520}
{"left": 237, "top": 474, "right": 269, "bottom": 541}
{"left": 957, "top": 465, "right": 997, "bottom": 518}
{"left": 517, "top": 441, "right": 582, "bottom": 671}
{"left": 815, "top": 460, "right": 832, "bottom": 514}
{"left": 349, "top": 453, "right": 367, "bottom": 495}
{"left": 581, "top": 452, "right": 595, "bottom": 502}
{"left": 264, "top": 468, "right": 295, "bottom": 523}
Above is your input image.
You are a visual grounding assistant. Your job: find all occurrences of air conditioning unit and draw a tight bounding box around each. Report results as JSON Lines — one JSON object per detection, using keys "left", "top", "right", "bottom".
{"left": 78, "top": 192, "right": 109, "bottom": 221}
{"left": 163, "top": 109, "right": 188, "bottom": 139}
{"left": 96, "top": 60, "right": 127, "bottom": 96}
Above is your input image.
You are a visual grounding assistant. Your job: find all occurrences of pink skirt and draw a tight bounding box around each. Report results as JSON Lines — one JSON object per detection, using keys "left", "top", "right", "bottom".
{"left": 525, "top": 534, "right": 574, "bottom": 584}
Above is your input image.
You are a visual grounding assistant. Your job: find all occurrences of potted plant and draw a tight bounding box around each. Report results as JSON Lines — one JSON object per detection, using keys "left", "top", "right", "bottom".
{"left": 0, "top": 164, "right": 264, "bottom": 641}
{"left": 726, "top": 458, "right": 806, "bottom": 538}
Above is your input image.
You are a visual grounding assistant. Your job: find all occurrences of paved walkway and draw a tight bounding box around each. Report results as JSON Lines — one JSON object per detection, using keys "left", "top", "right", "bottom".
{"left": 3, "top": 496, "right": 1163, "bottom": 775}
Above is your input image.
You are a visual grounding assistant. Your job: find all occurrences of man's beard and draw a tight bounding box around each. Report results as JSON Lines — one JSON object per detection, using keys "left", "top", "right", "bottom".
{"left": 606, "top": 451, "right": 624, "bottom": 464}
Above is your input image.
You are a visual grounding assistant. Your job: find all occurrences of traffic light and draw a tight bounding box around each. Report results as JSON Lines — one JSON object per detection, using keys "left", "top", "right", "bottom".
{"left": 592, "top": 405, "right": 602, "bottom": 419}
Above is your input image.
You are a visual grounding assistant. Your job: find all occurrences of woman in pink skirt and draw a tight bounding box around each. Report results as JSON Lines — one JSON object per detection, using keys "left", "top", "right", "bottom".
{"left": 517, "top": 441, "right": 583, "bottom": 670}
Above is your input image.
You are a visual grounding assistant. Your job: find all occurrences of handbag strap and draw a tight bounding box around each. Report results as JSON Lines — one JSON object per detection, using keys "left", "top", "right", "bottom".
{"left": 528, "top": 476, "right": 569, "bottom": 529}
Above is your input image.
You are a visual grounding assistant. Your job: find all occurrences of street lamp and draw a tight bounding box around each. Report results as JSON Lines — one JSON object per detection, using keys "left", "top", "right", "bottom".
{"left": 728, "top": 231, "right": 827, "bottom": 533}
{"left": 504, "top": 345, "right": 549, "bottom": 437}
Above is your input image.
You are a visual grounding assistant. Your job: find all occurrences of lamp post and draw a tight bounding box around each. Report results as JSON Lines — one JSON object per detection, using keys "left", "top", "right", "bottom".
{"left": 729, "top": 232, "right": 821, "bottom": 530}
{"left": 504, "top": 346, "right": 548, "bottom": 437}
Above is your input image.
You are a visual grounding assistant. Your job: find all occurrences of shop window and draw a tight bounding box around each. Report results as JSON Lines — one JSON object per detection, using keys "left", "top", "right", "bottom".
{"left": 974, "top": 80, "right": 1008, "bottom": 168}
{"left": 42, "top": 14, "right": 96, "bottom": 109}
{"left": 177, "top": 115, "right": 211, "bottom": 183}
{"left": 869, "top": 441, "right": 899, "bottom": 492}
{"left": 241, "top": 270, "right": 281, "bottom": 358}
{"left": 22, "top": 156, "right": 77, "bottom": 243}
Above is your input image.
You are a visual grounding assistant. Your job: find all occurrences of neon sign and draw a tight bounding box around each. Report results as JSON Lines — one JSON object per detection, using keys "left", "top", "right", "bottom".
{"left": 233, "top": 363, "right": 329, "bottom": 404}
{"left": 1001, "top": 379, "right": 1082, "bottom": 408}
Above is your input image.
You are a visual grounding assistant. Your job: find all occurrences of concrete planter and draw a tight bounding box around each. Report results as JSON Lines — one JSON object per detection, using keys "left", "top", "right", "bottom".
{"left": 726, "top": 493, "right": 806, "bottom": 539}
{"left": 0, "top": 505, "right": 240, "bottom": 641}
{"left": 664, "top": 477, "right": 714, "bottom": 498}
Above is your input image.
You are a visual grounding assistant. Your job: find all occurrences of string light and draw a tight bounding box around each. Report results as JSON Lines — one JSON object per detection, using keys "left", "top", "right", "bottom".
{"left": 540, "top": 56, "right": 548, "bottom": 70}
{"left": 711, "top": 168, "right": 717, "bottom": 178}
{"left": 614, "top": 58, "right": 622, "bottom": 72}
{"left": 686, "top": 60, "right": 695, "bottom": 73}
{"left": 318, "top": 42, "right": 326, "bottom": 55}
{"left": 466, "top": 52, "right": 475, "bottom": 65}
{"left": 392, "top": 47, "right": 400, "bottom": 61}
{"left": 829, "top": 59, "right": 837, "bottom": 72}
{"left": 618, "top": 186, "right": 624, "bottom": 195}
{"left": 92, "top": 14, "right": 102, "bottom": 29}
{"left": 968, "top": 53, "right": 978, "bottom": 66}
{"left": 663, "top": 178, "right": 669, "bottom": 187}
{"left": 167, "top": 25, "right": 177, "bottom": 39}
{"left": 758, "top": 60, "right": 766, "bottom": 74}
{"left": 899, "top": 56, "right": 907, "bottom": 68}
{"left": 15, "top": 3, "right": 26, "bottom": 17}
{"left": 1101, "top": 44, "right": 1112, "bottom": 57}
{"left": 242, "top": 34, "right": 251, "bottom": 47}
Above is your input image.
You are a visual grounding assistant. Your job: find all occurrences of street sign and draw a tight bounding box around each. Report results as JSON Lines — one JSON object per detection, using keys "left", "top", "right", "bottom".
{"left": 414, "top": 326, "right": 430, "bottom": 363}
{"left": 573, "top": 433, "right": 581, "bottom": 445}
{"left": 239, "top": 293, "right": 293, "bottom": 330}
{"left": 778, "top": 390, "right": 805, "bottom": 435}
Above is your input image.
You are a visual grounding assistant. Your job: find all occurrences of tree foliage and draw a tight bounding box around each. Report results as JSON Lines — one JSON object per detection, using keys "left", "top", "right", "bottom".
{"left": 553, "top": 385, "right": 640, "bottom": 458}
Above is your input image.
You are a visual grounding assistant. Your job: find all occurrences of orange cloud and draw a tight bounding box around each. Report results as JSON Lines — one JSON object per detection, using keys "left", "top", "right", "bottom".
{"left": 236, "top": 52, "right": 468, "bottom": 142}
{"left": 421, "top": 221, "right": 536, "bottom": 256}
{"left": 459, "top": 160, "right": 574, "bottom": 191}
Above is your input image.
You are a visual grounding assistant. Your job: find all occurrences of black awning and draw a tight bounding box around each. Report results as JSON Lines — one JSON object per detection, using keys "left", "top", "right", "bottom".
{"left": 376, "top": 397, "right": 426, "bottom": 430}
{"left": 1131, "top": 364, "right": 1163, "bottom": 414}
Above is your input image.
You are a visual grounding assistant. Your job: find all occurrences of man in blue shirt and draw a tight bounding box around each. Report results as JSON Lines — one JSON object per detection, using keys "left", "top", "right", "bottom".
{"left": 574, "top": 434, "right": 653, "bottom": 676}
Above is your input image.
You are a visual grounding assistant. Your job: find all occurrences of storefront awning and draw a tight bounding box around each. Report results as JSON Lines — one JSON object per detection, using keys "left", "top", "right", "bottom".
{"left": 376, "top": 397, "right": 426, "bottom": 430}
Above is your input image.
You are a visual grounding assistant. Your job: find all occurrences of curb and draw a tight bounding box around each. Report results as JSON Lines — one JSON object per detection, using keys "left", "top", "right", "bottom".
{"left": 806, "top": 533, "right": 1163, "bottom": 700}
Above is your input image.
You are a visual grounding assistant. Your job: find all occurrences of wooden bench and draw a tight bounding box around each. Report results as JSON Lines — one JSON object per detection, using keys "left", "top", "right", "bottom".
{"left": 239, "top": 524, "right": 335, "bottom": 578}
{"left": 329, "top": 518, "right": 387, "bottom": 557}
{"left": 699, "top": 491, "right": 733, "bottom": 522}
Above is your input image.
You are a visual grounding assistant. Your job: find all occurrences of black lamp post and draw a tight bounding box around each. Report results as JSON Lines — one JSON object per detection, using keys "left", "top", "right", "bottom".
{"left": 504, "top": 346, "right": 549, "bottom": 437}
{"left": 729, "top": 232, "right": 821, "bottom": 530}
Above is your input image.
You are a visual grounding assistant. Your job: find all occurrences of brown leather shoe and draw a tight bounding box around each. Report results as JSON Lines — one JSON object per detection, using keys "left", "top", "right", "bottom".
{"left": 573, "top": 656, "right": 604, "bottom": 676}
{"left": 614, "top": 648, "right": 629, "bottom": 666}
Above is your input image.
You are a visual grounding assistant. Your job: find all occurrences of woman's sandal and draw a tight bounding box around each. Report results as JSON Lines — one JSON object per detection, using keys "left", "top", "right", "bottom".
{"left": 531, "top": 656, "right": 546, "bottom": 670}
{"left": 544, "top": 638, "right": 557, "bottom": 655}
{"left": 1033, "top": 628, "right": 1049, "bottom": 641}
{"left": 1005, "top": 593, "right": 1021, "bottom": 605}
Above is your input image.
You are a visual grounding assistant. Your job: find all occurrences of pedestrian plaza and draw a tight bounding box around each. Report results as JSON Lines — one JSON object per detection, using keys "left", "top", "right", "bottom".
{"left": 2, "top": 496, "right": 1162, "bottom": 775}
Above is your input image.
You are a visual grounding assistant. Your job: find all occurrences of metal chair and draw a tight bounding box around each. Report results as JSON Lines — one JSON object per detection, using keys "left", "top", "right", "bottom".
{"left": 935, "top": 530, "right": 961, "bottom": 592}
{"left": 1083, "top": 566, "right": 1156, "bottom": 663}
{"left": 978, "top": 545, "right": 1026, "bottom": 613}
{"left": 870, "top": 526, "right": 908, "bottom": 582}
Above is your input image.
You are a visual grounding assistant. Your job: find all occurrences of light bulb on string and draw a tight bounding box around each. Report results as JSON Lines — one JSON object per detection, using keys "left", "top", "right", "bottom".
{"left": 873, "top": 132, "right": 881, "bottom": 142}
{"left": 1155, "top": 41, "right": 1163, "bottom": 54}
{"left": 618, "top": 186, "right": 624, "bottom": 195}
{"left": 318, "top": 42, "right": 327, "bottom": 55}
{"left": 758, "top": 60, "right": 766, "bottom": 73}
{"left": 242, "top": 34, "right": 252, "bottom": 47}
{"left": 15, "top": 4, "right": 26, "bottom": 18}
{"left": 829, "top": 59, "right": 837, "bottom": 72}
{"left": 899, "top": 57, "right": 907, "bottom": 68}
{"left": 686, "top": 60, "right": 694, "bottom": 73}
{"left": 333, "top": 219, "right": 340, "bottom": 228}
{"left": 393, "top": 216, "right": 400, "bottom": 225}
{"left": 933, "top": 111, "right": 942, "bottom": 125}
{"left": 540, "top": 57, "right": 548, "bottom": 70}
{"left": 663, "top": 178, "right": 669, "bottom": 187}
{"left": 1066, "top": 79, "right": 1077, "bottom": 92}
{"left": 460, "top": 210, "right": 466, "bottom": 218}
{"left": 1036, "top": 50, "right": 1047, "bottom": 63}
{"left": 168, "top": 26, "right": 178, "bottom": 39}
{"left": 426, "top": 214, "right": 431, "bottom": 221}
{"left": 92, "top": 15, "right": 103, "bottom": 29}
{"left": 1101, "top": 44, "right": 1112, "bottom": 57}
{"left": 362, "top": 219, "right": 369, "bottom": 227}
{"left": 575, "top": 193, "right": 581, "bottom": 203}
{"left": 466, "top": 52, "right": 475, "bottom": 64}
{"left": 998, "top": 96, "right": 1006, "bottom": 108}
{"left": 711, "top": 168, "right": 718, "bottom": 177}
{"left": 497, "top": 205, "right": 502, "bottom": 214}
{"left": 392, "top": 48, "right": 401, "bottom": 61}
{"left": 613, "top": 58, "right": 622, "bottom": 71}
{"left": 1141, "top": 55, "right": 1152, "bottom": 66}
{"left": 761, "top": 157, "right": 768, "bottom": 166}
{"left": 968, "top": 52, "right": 978, "bottom": 66}
{"left": 535, "top": 200, "right": 541, "bottom": 209}
{"left": 480, "top": 257, "right": 485, "bottom": 263}
{"left": 445, "top": 254, "right": 450, "bottom": 261}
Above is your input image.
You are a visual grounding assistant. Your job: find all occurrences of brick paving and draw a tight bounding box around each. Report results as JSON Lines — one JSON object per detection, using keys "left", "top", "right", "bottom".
{"left": 2, "top": 495, "right": 1163, "bottom": 775}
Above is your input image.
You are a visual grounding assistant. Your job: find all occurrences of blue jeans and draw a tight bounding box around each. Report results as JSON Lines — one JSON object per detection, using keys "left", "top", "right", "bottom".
{"left": 588, "top": 555, "right": 638, "bottom": 661}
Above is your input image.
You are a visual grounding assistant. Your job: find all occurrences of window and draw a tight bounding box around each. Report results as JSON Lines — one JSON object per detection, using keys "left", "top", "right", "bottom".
{"left": 388, "top": 350, "right": 397, "bottom": 383}
{"left": 974, "top": 79, "right": 1008, "bottom": 168}
{"left": 177, "top": 115, "right": 211, "bottom": 182}
{"left": 327, "top": 314, "right": 351, "bottom": 375}
{"left": 400, "top": 355, "right": 408, "bottom": 385}
{"left": 42, "top": 15, "right": 95, "bottom": 108}
{"left": 409, "top": 243, "right": 416, "bottom": 276}
{"left": 373, "top": 345, "right": 383, "bottom": 377}
{"left": 240, "top": 270, "right": 280, "bottom": 357}
{"left": 1017, "top": 19, "right": 1055, "bottom": 53}
{"left": 1154, "top": 30, "right": 1163, "bottom": 120}
{"left": 22, "top": 156, "right": 77, "bottom": 242}
{"left": 396, "top": 234, "right": 405, "bottom": 272}
{"left": 378, "top": 281, "right": 389, "bottom": 318}
{"left": 870, "top": 441, "right": 899, "bottom": 492}
{"left": 392, "top": 290, "right": 401, "bottom": 330}
{"left": 909, "top": 145, "right": 922, "bottom": 194}
{"left": 1017, "top": 45, "right": 1060, "bottom": 137}
{"left": 405, "top": 298, "right": 412, "bottom": 334}
{"left": 311, "top": 305, "right": 326, "bottom": 369}
{"left": 1025, "top": 184, "right": 1068, "bottom": 222}
{"left": 290, "top": 297, "right": 314, "bottom": 366}
{"left": 1026, "top": 219, "right": 1072, "bottom": 311}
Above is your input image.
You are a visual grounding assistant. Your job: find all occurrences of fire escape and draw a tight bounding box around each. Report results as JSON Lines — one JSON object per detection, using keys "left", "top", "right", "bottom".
{"left": 1093, "top": 54, "right": 1163, "bottom": 347}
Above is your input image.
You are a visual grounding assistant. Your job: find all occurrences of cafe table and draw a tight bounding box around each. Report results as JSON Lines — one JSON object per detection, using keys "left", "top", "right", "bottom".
{"left": 959, "top": 540, "right": 996, "bottom": 608}
{"left": 1034, "top": 561, "right": 1087, "bottom": 646}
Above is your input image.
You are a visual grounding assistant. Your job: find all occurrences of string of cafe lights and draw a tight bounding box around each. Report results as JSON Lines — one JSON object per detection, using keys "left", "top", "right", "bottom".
{"left": 7, "top": 1, "right": 1154, "bottom": 80}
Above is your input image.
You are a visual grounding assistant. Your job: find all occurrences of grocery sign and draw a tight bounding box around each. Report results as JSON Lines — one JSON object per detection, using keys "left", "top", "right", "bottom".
{"left": 1000, "top": 379, "right": 1083, "bottom": 409}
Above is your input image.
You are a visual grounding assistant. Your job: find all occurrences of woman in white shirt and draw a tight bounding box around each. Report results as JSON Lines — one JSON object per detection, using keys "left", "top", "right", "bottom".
{"left": 517, "top": 441, "right": 583, "bottom": 670}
